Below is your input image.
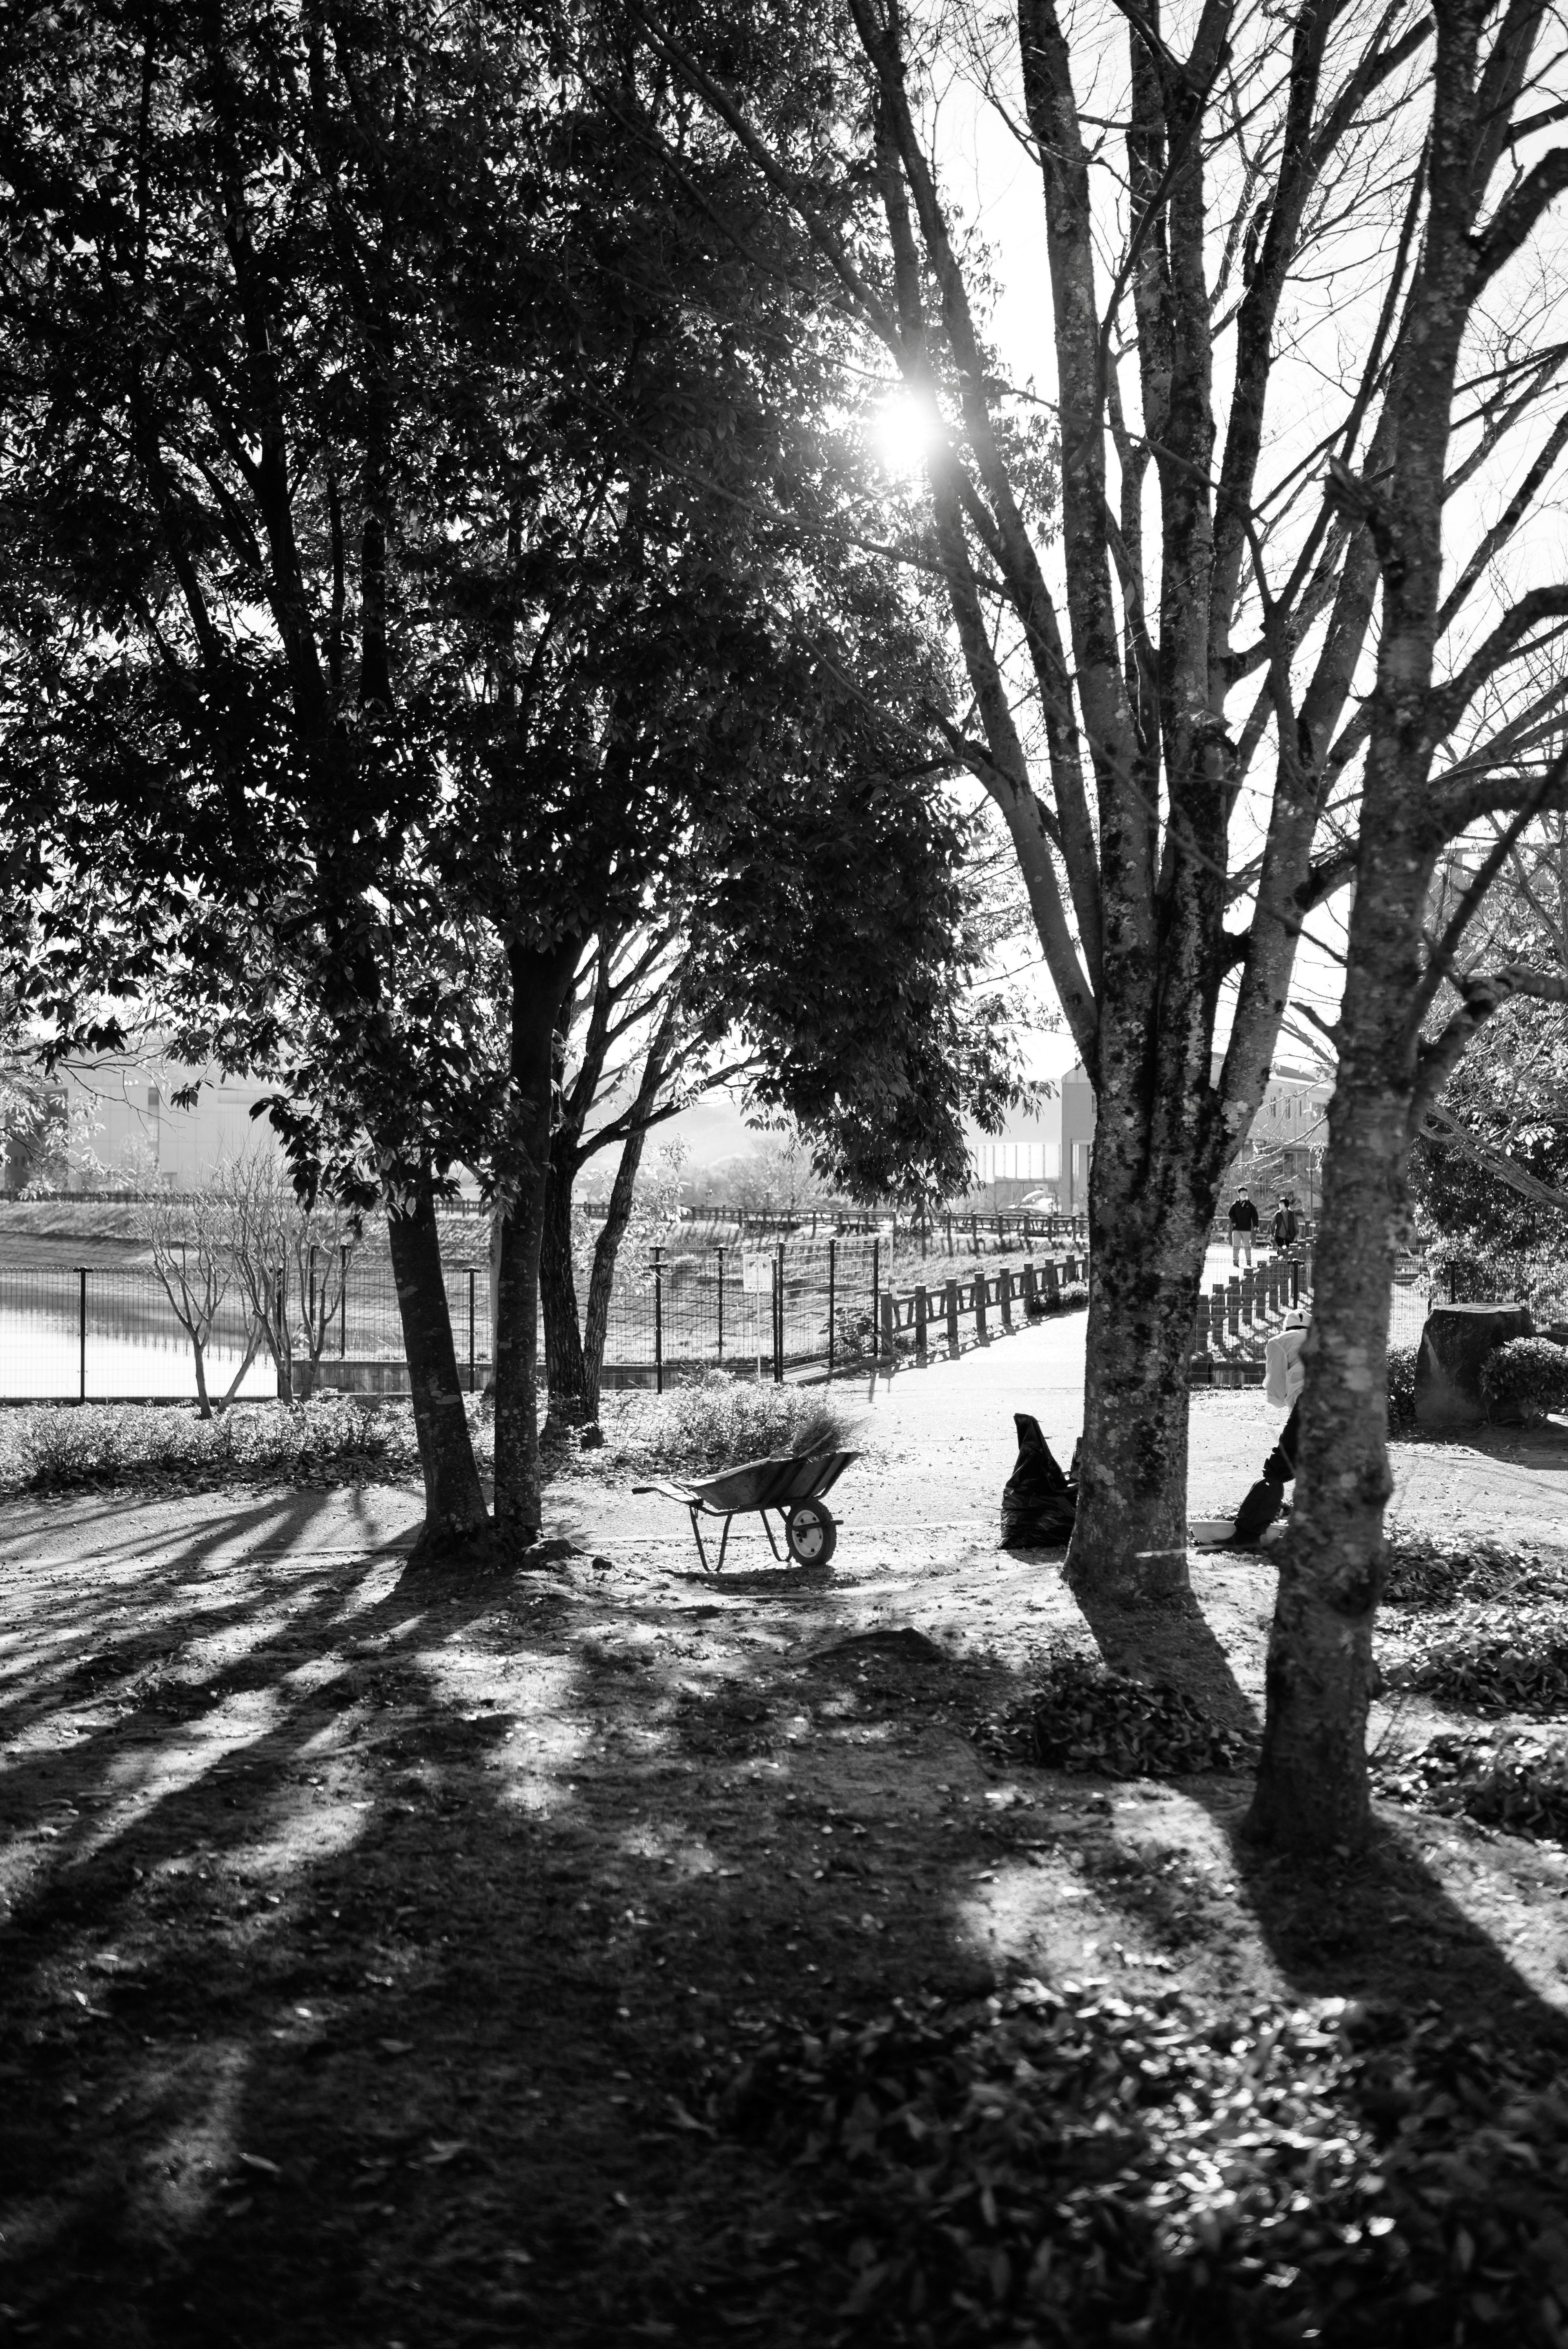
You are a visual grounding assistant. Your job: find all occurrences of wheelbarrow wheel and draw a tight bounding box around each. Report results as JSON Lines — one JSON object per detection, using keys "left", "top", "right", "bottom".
{"left": 785, "top": 1499, "right": 837, "bottom": 1566}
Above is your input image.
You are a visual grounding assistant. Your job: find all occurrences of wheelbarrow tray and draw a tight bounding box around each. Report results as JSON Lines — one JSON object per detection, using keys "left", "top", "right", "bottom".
{"left": 634, "top": 1448, "right": 860, "bottom": 1573}
{"left": 680, "top": 1449, "right": 858, "bottom": 1515}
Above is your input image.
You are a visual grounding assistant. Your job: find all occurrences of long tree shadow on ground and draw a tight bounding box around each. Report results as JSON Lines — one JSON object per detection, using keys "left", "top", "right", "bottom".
{"left": 2, "top": 1507, "right": 1566, "bottom": 2347}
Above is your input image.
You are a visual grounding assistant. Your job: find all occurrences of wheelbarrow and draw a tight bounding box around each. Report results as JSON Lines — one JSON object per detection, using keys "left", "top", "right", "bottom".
{"left": 634, "top": 1449, "right": 860, "bottom": 1575}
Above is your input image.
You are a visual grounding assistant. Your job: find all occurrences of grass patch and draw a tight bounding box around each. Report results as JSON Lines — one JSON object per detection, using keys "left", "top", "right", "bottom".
{"left": 0, "top": 1395, "right": 441, "bottom": 1495}
{"left": 590, "top": 1369, "right": 861, "bottom": 1478}
{"left": 710, "top": 1981, "right": 1568, "bottom": 2347}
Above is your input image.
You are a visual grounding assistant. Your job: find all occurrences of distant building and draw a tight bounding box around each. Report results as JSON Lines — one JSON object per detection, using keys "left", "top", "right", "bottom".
{"left": 44, "top": 1054, "right": 283, "bottom": 1191}
{"left": 964, "top": 1063, "right": 1095, "bottom": 1211}
{"left": 962, "top": 1059, "right": 1332, "bottom": 1213}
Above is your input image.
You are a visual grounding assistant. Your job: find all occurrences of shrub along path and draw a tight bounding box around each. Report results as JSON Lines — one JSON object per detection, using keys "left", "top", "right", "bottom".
{"left": 1, "top": 1324, "right": 1566, "bottom": 2345}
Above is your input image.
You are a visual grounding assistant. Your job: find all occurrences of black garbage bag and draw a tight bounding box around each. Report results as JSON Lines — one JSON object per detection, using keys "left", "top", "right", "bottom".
{"left": 1000, "top": 1413, "right": 1078, "bottom": 1547}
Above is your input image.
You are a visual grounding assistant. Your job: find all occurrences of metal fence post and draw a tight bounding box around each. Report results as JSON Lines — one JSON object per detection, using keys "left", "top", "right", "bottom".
{"left": 78, "top": 1266, "right": 87, "bottom": 1402}
{"left": 827, "top": 1237, "right": 836, "bottom": 1380}
{"left": 654, "top": 1248, "right": 664, "bottom": 1395}
{"left": 339, "top": 1248, "right": 348, "bottom": 1356}
{"left": 717, "top": 1246, "right": 725, "bottom": 1363}
{"left": 468, "top": 1268, "right": 477, "bottom": 1393}
{"left": 774, "top": 1241, "right": 785, "bottom": 1383}
{"left": 871, "top": 1237, "right": 880, "bottom": 1362}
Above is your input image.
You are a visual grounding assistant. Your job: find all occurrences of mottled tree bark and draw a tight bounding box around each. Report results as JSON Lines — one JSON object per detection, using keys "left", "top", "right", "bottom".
{"left": 539, "top": 1167, "right": 590, "bottom": 1432}
{"left": 387, "top": 1170, "right": 489, "bottom": 1553}
{"left": 492, "top": 939, "right": 580, "bottom": 1542}
{"left": 1247, "top": 0, "right": 1568, "bottom": 1847}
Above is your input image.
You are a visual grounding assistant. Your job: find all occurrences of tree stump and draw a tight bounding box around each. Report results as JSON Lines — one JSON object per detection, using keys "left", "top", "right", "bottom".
{"left": 1414, "top": 1302, "right": 1533, "bottom": 1428}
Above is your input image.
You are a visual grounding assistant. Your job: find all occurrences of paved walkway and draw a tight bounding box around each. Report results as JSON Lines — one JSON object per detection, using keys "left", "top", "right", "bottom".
{"left": 1, "top": 1298, "right": 1562, "bottom": 1584}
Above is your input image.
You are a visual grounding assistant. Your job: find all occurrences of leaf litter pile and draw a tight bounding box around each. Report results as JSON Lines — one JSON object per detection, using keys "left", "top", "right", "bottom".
{"left": 973, "top": 1658, "right": 1254, "bottom": 1779}
{"left": 1377, "top": 1553, "right": 1568, "bottom": 1729}
{"left": 1376, "top": 1729, "right": 1568, "bottom": 1845}
{"left": 706, "top": 1979, "right": 1568, "bottom": 2347}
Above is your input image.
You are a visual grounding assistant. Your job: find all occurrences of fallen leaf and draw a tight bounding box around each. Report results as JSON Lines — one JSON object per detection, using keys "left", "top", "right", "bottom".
{"left": 237, "top": 2152, "right": 282, "bottom": 2179}
{"left": 378, "top": 2038, "right": 414, "bottom": 2055}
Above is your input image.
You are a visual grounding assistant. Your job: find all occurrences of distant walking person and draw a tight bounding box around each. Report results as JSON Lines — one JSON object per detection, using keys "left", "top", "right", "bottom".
{"left": 1228, "top": 1187, "right": 1260, "bottom": 1266}
{"left": 1271, "top": 1196, "right": 1299, "bottom": 1257}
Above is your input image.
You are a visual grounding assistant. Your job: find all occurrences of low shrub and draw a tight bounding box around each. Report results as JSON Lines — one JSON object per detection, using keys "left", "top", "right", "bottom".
{"left": 1386, "top": 1342, "right": 1418, "bottom": 1427}
{"left": 597, "top": 1370, "right": 860, "bottom": 1477}
{"left": 1376, "top": 1726, "right": 1568, "bottom": 1842}
{"left": 0, "top": 1396, "right": 436, "bottom": 1496}
{"left": 1480, "top": 1334, "right": 1568, "bottom": 1421}
{"left": 708, "top": 1981, "right": 1568, "bottom": 2347}
{"left": 1379, "top": 1597, "right": 1568, "bottom": 1713}
{"left": 974, "top": 1656, "right": 1254, "bottom": 1777}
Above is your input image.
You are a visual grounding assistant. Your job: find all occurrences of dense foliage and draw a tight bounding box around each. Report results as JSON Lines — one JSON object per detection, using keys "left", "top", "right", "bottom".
{"left": 0, "top": 1396, "right": 429, "bottom": 1495}
{"left": 1479, "top": 1337, "right": 1568, "bottom": 1422}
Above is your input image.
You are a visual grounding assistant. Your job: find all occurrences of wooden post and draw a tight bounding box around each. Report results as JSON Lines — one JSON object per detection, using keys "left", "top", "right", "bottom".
{"left": 914, "top": 1282, "right": 928, "bottom": 1364}
{"left": 999, "top": 1265, "right": 1013, "bottom": 1328}
{"left": 945, "top": 1277, "right": 960, "bottom": 1355}
{"left": 1227, "top": 1277, "right": 1241, "bottom": 1340}
{"left": 1041, "top": 1257, "right": 1060, "bottom": 1306}
{"left": 1212, "top": 1284, "right": 1227, "bottom": 1353}
{"left": 1241, "top": 1266, "right": 1255, "bottom": 1327}
{"left": 974, "top": 1271, "right": 989, "bottom": 1344}
{"left": 1022, "top": 1260, "right": 1037, "bottom": 1313}
{"left": 879, "top": 1289, "right": 896, "bottom": 1363}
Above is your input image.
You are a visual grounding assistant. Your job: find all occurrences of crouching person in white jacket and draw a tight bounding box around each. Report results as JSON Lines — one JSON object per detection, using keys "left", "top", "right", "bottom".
{"left": 1231, "top": 1309, "right": 1309, "bottom": 1543}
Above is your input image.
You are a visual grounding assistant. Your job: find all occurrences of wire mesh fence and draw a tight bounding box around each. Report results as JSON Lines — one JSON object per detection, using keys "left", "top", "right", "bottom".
{"left": 0, "top": 1233, "right": 1093, "bottom": 1401}
{"left": 0, "top": 1226, "right": 1487, "bottom": 1404}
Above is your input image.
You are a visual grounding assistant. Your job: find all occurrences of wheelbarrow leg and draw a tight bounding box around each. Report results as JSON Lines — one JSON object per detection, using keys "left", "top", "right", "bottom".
{"left": 690, "top": 1505, "right": 715, "bottom": 1577}
{"left": 717, "top": 1512, "right": 735, "bottom": 1572}
{"left": 760, "top": 1511, "right": 784, "bottom": 1561}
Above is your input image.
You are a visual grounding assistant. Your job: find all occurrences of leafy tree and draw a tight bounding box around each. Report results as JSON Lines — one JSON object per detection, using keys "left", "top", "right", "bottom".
{"left": 0, "top": 0, "right": 984, "bottom": 1549}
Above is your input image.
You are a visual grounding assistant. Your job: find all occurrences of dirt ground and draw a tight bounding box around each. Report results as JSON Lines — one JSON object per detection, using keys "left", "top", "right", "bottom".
{"left": 2, "top": 1319, "right": 1566, "bottom": 2345}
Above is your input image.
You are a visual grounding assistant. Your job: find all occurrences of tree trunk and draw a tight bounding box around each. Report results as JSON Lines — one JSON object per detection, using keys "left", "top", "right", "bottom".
{"left": 387, "top": 1171, "right": 489, "bottom": 1553}
{"left": 192, "top": 1338, "right": 213, "bottom": 1421}
{"left": 1065, "top": 1136, "right": 1211, "bottom": 1599}
{"left": 1245, "top": 869, "right": 1421, "bottom": 1851}
{"left": 539, "top": 1159, "right": 590, "bottom": 1433}
{"left": 579, "top": 1117, "right": 657, "bottom": 1425}
{"left": 492, "top": 940, "right": 579, "bottom": 1540}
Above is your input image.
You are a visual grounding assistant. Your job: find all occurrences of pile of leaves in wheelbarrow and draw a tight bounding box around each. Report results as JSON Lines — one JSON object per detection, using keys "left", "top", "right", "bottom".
{"left": 973, "top": 1657, "right": 1254, "bottom": 1778}
{"left": 700, "top": 1978, "right": 1568, "bottom": 2346}
{"left": 1374, "top": 1727, "right": 1568, "bottom": 1845}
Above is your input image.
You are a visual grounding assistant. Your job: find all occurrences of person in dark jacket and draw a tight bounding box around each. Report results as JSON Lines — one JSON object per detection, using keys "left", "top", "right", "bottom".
{"left": 1228, "top": 1187, "right": 1260, "bottom": 1266}
{"left": 1271, "top": 1197, "right": 1299, "bottom": 1255}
